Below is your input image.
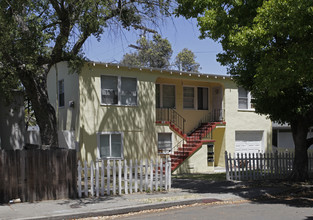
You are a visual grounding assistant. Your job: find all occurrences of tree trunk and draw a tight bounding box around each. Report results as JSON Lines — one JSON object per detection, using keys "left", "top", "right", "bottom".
{"left": 18, "top": 70, "right": 58, "bottom": 148}
{"left": 289, "top": 119, "right": 309, "bottom": 181}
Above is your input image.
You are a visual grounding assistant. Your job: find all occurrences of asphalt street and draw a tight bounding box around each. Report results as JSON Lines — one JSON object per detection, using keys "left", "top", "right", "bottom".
{"left": 111, "top": 202, "right": 313, "bottom": 220}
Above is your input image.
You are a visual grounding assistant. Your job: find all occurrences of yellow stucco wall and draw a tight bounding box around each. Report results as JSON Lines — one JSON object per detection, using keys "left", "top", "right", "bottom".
{"left": 212, "top": 126, "right": 226, "bottom": 166}
{"left": 78, "top": 64, "right": 160, "bottom": 162}
{"left": 47, "top": 62, "right": 272, "bottom": 170}
{"left": 77, "top": 64, "right": 230, "bottom": 163}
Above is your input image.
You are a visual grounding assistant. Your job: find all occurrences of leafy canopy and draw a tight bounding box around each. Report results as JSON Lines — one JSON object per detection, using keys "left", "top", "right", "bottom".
{"left": 0, "top": 0, "right": 172, "bottom": 146}
{"left": 176, "top": 0, "right": 313, "bottom": 125}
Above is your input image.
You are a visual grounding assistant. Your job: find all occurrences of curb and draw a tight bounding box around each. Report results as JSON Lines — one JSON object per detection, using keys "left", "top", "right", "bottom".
{"left": 19, "top": 198, "right": 224, "bottom": 220}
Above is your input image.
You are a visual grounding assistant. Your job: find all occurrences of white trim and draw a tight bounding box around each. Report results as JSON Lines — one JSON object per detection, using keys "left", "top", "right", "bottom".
{"left": 97, "top": 132, "right": 124, "bottom": 159}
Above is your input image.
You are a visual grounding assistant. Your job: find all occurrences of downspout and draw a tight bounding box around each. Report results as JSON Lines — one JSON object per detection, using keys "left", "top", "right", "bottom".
{"left": 55, "top": 64, "right": 59, "bottom": 130}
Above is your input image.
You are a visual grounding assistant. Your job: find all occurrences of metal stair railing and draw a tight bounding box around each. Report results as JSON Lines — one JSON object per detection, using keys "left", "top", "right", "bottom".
{"left": 156, "top": 108, "right": 186, "bottom": 134}
{"left": 187, "top": 109, "right": 225, "bottom": 136}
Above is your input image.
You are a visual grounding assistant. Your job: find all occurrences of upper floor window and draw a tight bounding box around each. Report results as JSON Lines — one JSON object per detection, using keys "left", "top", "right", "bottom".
{"left": 98, "top": 132, "right": 123, "bottom": 159}
{"left": 182, "top": 86, "right": 209, "bottom": 110}
{"left": 101, "top": 75, "right": 137, "bottom": 106}
{"left": 156, "top": 84, "right": 176, "bottom": 108}
{"left": 58, "top": 79, "right": 64, "bottom": 107}
{"left": 238, "top": 87, "right": 254, "bottom": 110}
{"left": 183, "top": 87, "right": 195, "bottom": 109}
{"left": 197, "top": 87, "right": 208, "bottom": 110}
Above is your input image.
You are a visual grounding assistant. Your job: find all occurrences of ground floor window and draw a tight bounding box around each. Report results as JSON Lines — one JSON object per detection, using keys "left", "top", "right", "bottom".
{"left": 158, "top": 133, "right": 172, "bottom": 151}
{"left": 97, "top": 132, "right": 123, "bottom": 159}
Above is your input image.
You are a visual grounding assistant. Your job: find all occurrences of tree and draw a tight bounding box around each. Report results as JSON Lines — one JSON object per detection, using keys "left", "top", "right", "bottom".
{"left": 121, "top": 34, "right": 173, "bottom": 69}
{"left": 0, "top": 0, "right": 172, "bottom": 147}
{"left": 176, "top": 0, "right": 313, "bottom": 180}
{"left": 174, "top": 48, "right": 200, "bottom": 72}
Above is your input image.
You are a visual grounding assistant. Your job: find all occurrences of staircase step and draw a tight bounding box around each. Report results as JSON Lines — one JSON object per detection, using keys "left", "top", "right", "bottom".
{"left": 167, "top": 122, "right": 218, "bottom": 172}
{"left": 179, "top": 147, "right": 196, "bottom": 152}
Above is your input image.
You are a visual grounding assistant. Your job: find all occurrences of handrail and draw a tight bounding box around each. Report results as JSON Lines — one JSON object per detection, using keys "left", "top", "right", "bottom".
{"left": 156, "top": 108, "right": 186, "bottom": 134}
{"left": 156, "top": 108, "right": 224, "bottom": 138}
{"left": 168, "top": 139, "right": 185, "bottom": 155}
{"left": 187, "top": 109, "right": 225, "bottom": 136}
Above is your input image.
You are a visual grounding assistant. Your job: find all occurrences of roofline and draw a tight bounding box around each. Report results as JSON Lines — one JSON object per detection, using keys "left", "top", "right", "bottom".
{"left": 86, "top": 61, "right": 232, "bottom": 80}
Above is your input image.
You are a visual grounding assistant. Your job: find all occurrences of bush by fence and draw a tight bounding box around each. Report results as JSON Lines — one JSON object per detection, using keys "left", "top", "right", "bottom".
{"left": 77, "top": 158, "right": 171, "bottom": 197}
{"left": 225, "top": 151, "right": 313, "bottom": 181}
{"left": 0, "top": 149, "right": 77, "bottom": 203}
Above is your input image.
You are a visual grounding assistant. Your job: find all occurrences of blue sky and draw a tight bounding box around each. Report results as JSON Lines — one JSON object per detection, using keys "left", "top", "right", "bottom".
{"left": 83, "top": 17, "right": 227, "bottom": 76}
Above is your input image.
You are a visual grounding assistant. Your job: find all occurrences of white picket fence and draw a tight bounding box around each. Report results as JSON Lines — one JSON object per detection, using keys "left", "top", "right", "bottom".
{"left": 225, "top": 151, "right": 313, "bottom": 181}
{"left": 77, "top": 158, "right": 171, "bottom": 197}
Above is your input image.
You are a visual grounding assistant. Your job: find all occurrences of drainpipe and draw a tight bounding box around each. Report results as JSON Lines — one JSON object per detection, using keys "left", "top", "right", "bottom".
{"left": 55, "top": 64, "right": 59, "bottom": 130}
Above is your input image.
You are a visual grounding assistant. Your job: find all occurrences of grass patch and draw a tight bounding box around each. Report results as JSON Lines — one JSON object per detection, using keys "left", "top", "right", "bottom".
{"left": 172, "top": 173, "right": 226, "bottom": 181}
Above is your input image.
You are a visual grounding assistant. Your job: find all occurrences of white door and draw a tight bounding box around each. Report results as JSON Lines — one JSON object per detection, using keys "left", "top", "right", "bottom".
{"left": 235, "top": 131, "right": 263, "bottom": 154}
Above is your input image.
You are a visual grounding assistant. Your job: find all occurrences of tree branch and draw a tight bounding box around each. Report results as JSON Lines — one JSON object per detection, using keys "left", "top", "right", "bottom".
{"left": 132, "top": 24, "right": 157, "bottom": 34}
{"left": 71, "top": 7, "right": 121, "bottom": 55}
{"left": 50, "top": 1, "right": 71, "bottom": 63}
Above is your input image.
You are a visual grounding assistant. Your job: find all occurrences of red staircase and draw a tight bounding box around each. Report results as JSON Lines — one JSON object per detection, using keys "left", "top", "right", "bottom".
{"left": 170, "top": 123, "right": 217, "bottom": 171}
{"left": 156, "top": 108, "right": 225, "bottom": 172}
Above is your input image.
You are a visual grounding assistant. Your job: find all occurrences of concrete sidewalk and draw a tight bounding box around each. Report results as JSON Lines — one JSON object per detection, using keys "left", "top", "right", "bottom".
{"left": 0, "top": 179, "right": 291, "bottom": 220}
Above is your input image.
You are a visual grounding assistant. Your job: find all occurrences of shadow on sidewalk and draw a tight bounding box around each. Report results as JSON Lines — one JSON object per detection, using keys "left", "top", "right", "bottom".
{"left": 172, "top": 178, "right": 313, "bottom": 208}
{"left": 56, "top": 195, "right": 121, "bottom": 208}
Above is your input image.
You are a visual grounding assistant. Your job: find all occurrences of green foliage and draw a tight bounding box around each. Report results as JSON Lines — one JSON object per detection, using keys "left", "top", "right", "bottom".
{"left": 0, "top": 0, "right": 172, "bottom": 146}
{"left": 121, "top": 34, "right": 173, "bottom": 69}
{"left": 176, "top": 0, "right": 313, "bottom": 125}
{"left": 174, "top": 48, "right": 200, "bottom": 72}
{"left": 177, "top": 0, "right": 313, "bottom": 180}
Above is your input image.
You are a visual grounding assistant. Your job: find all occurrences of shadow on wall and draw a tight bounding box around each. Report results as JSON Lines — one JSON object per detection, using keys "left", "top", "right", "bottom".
{"left": 0, "top": 92, "right": 25, "bottom": 150}
{"left": 25, "top": 130, "right": 76, "bottom": 150}
{"left": 79, "top": 69, "right": 158, "bottom": 163}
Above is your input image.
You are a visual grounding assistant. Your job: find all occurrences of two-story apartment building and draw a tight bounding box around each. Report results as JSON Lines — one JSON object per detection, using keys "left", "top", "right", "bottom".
{"left": 47, "top": 62, "right": 272, "bottom": 173}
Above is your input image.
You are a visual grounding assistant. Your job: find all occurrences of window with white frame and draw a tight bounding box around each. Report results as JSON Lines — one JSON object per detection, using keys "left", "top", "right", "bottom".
{"left": 238, "top": 87, "right": 254, "bottom": 110}
{"left": 58, "top": 79, "right": 64, "bottom": 107}
{"left": 98, "top": 132, "right": 123, "bottom": 159}
{"left": 101, "top": 75, "right": 137, "bottom": 106}
{"left": 183, "top": 87, "right": 195, "bottom": 109}
{"left": 156, "top": 84, "right": 176, "bottom": 108}
{"left": 121, "top": 77, "right": 137, "bottom": 105}
{"left": 158, "top": 133, "right": 172, "bottom": 151}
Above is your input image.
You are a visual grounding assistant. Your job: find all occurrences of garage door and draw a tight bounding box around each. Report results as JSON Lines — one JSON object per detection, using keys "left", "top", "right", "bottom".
{"left": 235, "top": 131, "right": 263, "bottom": 154}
